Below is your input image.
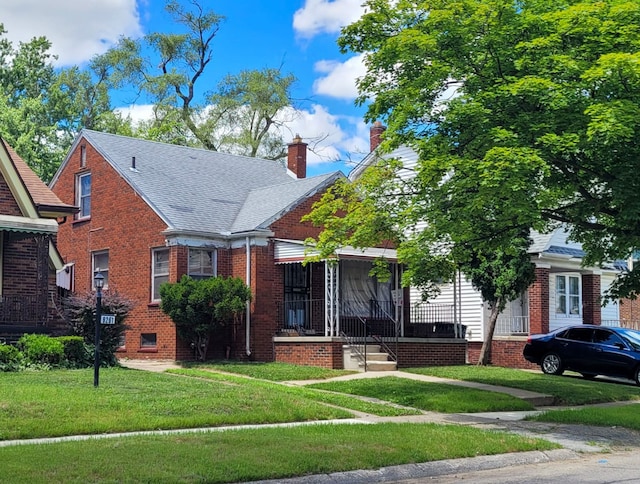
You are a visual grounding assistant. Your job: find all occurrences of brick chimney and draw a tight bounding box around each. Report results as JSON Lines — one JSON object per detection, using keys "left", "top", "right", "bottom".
{"left": 287, "top": 134, "right": 307, "bottom": 179}
{"left": 370, "top": 121, "right": 386, "bottom": 152}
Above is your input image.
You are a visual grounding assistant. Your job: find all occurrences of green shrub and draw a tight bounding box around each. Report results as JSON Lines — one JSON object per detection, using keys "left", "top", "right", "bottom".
{"left": 160, "top": 275, "right": 251, "bottom": 361}
{"left": 0, "top": 343, "right": 23, "bottom": 371}
{"left": 17, "top": 334, "right": 64, "bottom": 366}
{"left": 63, "top": 291, "right": 133, "bottom": 367}
{"left": 56, "top": 336, "right": 93, "bottom": 368}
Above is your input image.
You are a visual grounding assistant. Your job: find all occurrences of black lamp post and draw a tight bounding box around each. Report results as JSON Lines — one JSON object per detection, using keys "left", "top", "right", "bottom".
{"left": 94, "top": 270, "right": 104, "bottom": 388}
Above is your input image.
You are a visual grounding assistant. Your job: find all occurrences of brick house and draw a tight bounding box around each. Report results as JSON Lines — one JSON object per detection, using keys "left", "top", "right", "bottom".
{"left": 353, "top": 124, "right": 627, "bottom": 369}
{"left": 0, "top": 138, "right": 77, "bottom": 342}
{"left": 49, "top": 130, "right": 467, "bottom": 368}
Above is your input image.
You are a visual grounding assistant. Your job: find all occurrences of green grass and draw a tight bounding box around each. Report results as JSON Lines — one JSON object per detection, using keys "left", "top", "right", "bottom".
{"left": 0, "top": 368, "right": 354, "bottom": 440}
{"left": 407, "top": 366, "right": 640, "bottom": 405}
{"left": 0, "top": 423, "right": 558, "bottom": 484}
{"left": 308, "top": 376, "right": 535, "bottom": 412}
{"left": 170, "top": 368, "right": 422, "bottom": 416}
{"left": 182, "top": 360, "right": 357, "bottom": 381}
{"left": 528, "top": 403, "right": 640, "bottom": 429}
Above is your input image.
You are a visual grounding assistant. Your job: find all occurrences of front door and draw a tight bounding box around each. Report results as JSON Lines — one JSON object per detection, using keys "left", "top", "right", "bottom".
{"left": 284, "top": 264, "right": 310, "bottom": 328}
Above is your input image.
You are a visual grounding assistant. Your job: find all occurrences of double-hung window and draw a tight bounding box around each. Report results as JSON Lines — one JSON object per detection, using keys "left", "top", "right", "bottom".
{"left": 152, "top": 248, "right": 170, "bottom": 301}
{"left": 77, "top": 173, "right": 91, "bottom": 219}
{"left": 92, "top": 251, "right": 109, "bottom": 289}
{"left": 188, "top": 249, "right": 216, "bottom": 280}
{"left": 556, "top": 274, "right": 581, "bottom": 316}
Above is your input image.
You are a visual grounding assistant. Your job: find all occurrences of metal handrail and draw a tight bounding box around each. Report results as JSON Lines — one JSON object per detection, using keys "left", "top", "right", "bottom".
{"left": 340, "top": 321, "right": 368, "bottom": 371}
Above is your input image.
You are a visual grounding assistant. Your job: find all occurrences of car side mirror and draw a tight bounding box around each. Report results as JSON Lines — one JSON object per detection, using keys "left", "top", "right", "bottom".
{"left": 615, "top": 342, "right": 626, "bottom": 350}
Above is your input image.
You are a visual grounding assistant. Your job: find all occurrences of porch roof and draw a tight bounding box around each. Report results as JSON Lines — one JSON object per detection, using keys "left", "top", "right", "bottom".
{"left": 273, "top": 239, "right": 397, "bottom": 264}
{"left": 0, "top": 214, "right": 58, "bottom": 234}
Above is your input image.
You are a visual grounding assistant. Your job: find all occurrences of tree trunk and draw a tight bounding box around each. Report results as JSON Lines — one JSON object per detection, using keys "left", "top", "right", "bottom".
{"left": 477, "top": 303, "right": 502, "bottom": 366}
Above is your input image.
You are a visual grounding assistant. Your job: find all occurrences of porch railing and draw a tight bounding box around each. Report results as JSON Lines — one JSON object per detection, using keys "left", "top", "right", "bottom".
{"left": 0, "top": 295, "right": 44, "bottom": 325}
{"left": 602, "top": 320, "right": 640, "bottom": 330}
{"left": 276, "top": 299, "right": 466, "bottom": 339}
{"left": 495, "top": 316, "right": 530, "bottom": 335}
{"left": 407, "top": 303, "right": 466, "bottom": 338}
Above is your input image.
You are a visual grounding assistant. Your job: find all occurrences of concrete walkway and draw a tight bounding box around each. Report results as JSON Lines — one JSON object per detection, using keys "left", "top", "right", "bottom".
{"left": 119, "top": 359, "right": 554, "bottom": 406}
{"left": 283, "top": 369, "right": 555, "bottom": 406}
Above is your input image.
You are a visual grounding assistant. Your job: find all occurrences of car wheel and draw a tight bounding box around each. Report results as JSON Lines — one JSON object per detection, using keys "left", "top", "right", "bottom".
{"left": 635, "top": 367, "right": 640, "bottom": 387}
{"left": 541, "top": 353, "right": 563, "bottom": 375}
{"left": 581, "top": 373, "right": 596, "bottom": 380}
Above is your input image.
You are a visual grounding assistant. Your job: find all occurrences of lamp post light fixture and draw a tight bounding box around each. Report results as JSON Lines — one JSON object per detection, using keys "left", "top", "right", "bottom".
{"left": 94, "top": 270, "right": 105, "bottom": 387}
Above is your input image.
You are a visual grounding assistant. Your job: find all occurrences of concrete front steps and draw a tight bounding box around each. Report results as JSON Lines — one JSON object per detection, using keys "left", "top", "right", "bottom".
{"left": 343, "top": 344, "right": 397, "bottom": 371}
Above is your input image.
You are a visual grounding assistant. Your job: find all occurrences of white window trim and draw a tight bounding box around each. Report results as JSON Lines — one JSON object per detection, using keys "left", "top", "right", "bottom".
{"left": 152, "top": 247, "right": 170, "bottom": 302}
{"left": 76, "top": 172, "right": 91, "bottom": 220}
{"left": 92, "top": 250, "right": 109, "bottom": 290}
{"left": 555, "top": 273, "right": 582, "bottom": 317}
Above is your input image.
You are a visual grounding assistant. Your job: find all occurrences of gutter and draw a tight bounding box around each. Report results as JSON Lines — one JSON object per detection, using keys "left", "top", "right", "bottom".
{"left": 246, "top": 236, "right": 251, "bottom": 357}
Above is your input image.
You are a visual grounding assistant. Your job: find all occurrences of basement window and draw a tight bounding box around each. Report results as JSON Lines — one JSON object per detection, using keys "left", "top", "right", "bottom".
{"left": 140, "top": 333, "right": 157, "bottom": 352}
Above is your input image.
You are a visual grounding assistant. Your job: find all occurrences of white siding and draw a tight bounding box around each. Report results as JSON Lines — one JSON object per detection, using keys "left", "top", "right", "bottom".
{"left": 601, "top": 273, "right": 620, "bottom": 324}
{"left": 410, "top": 276, "right": 484, "bottom": 341}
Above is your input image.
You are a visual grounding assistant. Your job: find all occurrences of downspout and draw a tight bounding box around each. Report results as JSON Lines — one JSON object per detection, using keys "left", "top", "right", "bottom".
{"left": 245, "top": 236, "right": 251, "bottom": 356}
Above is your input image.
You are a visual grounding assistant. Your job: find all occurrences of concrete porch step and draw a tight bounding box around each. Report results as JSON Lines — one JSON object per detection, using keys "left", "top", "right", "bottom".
{"left": 361, "top": 360, "right": 397, "bottom": 371}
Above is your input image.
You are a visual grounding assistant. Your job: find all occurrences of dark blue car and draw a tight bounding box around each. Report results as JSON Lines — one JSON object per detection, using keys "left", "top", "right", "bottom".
{"left": 523, "top": 324, "right": 640, "bottom": 385}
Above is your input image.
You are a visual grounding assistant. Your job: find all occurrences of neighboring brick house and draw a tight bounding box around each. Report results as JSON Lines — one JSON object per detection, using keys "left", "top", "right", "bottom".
{"left": 353, "top": 124, "right": 627, "bottom": 369}
{"left": 0, "top": 138, "right": 77, "bottom": 342}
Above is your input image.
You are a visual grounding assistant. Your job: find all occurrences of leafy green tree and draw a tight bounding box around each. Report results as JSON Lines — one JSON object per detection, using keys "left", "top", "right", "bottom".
{"left": 337, "top": 0, "right": 640, "bottom": 300}
{"left": 95, "top": 0, "right": 295, "bottom": 159}
{"left": 160, "top": 275, "right": 251, "bottom": 361}
{"left": 0, "top": 25, "right": 119, "bottom": 181}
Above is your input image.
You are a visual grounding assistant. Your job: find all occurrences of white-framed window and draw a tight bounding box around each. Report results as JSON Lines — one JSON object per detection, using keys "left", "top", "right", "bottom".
{"left": 76, "top": 172, "right": 91, "bottom": 219}
{"left": 152, "top": 248, "right": 170, "bottom": 301}
{"left": 188, "top": 248, "right": 216, "bottom": 280}
{"left": 556, "top": 274, "right": 581, "bottom": 316}
{"left": 92, "top": 251, "right": 109, "bottom": 289}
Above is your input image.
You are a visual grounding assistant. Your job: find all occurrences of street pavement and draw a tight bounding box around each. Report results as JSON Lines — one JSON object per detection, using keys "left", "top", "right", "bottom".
{"left": 117, "top": 360, "right": 640, "bottom": 482}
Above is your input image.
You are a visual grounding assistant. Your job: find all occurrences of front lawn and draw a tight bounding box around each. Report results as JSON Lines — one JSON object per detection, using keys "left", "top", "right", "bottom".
{"left": 528, "top": 403, "right": 640, "bottom": 429}
{"left": 183, "top": 360, "right": 356, "bottom": 381}
{"left": 408, "top": 366, "right": 640, "bottom": 405}
{"left": 0, "top": 423, "right": 557, "bottom": 484}
{"left": 169, "top": 368, "right": 422, "bottom": 417}
{"left": 0, "top": 368, "right": 353, "bottom": 440}
{"left": 308, "top": 376, "right": 535, "bottom": 413}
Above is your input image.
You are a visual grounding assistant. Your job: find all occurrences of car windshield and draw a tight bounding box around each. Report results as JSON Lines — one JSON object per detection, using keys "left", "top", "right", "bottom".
{"left": 618, "top": 328, "right": 640, "bottom": 351}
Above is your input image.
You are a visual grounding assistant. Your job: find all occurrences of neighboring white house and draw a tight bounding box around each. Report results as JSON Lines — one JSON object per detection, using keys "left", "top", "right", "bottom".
{"left": 351, "top": 124, "right": 623, "bottom": 367}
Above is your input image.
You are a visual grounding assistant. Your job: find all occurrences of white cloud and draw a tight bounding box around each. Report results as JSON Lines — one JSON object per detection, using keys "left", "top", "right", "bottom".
{"left": 0, "top": 0, "right": 142, "bottom": 66}
{"left": 114, "top": 104, "right": 155, "bottom": 124}
{"left": 115, "top": 101, "right": 369, "bottom": 170}
{"left": 313, "top": 54, "right": 366, "bottom": 100}
{"left": 280, "top": 104, "right": 368, "bottom": 167}
{"left": 293, "top": 0, "right": 365, "bottom": 39}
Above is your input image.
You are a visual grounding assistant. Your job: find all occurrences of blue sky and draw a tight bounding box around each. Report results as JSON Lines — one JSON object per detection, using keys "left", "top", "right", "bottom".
{"left": 0, "top": 0, "right": 372, "bottom": 176}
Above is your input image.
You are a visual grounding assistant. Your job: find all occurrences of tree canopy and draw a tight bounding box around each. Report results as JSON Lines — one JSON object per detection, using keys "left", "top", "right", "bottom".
{"left": 335, "top": 0, "right": 640, "bottom": 300}
{"left": 94, "top": 1, "right": 297, "bottom": 159}
{"left": 0, "top": 1, "right": 298, "bottom": 181}
{"left": 0, "top": 25, "right": 116, "bottom": 181}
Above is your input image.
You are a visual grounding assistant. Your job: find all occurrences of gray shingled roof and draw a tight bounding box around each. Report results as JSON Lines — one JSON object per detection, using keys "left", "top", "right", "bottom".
{"left": 79, "top": 130, "right": 342, "bottom": 236}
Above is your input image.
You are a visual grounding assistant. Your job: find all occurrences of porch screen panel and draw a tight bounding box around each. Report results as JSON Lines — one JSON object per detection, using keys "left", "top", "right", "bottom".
{"left": 341, "top": 260, "right": 393, "bottom": 317}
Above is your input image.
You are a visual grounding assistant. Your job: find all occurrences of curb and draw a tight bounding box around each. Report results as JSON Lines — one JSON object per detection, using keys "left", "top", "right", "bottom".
{"left": 247, "top": 449, "right": 579, "bottom": 483}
